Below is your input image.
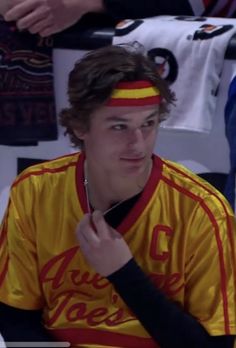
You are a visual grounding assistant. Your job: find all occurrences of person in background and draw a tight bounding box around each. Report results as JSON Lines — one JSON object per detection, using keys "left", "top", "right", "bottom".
{"left": 1, "top": 0, "right": 235, "bottom": 37}
{"left": 0, "top": 44, "right": 235, "bottom": 348}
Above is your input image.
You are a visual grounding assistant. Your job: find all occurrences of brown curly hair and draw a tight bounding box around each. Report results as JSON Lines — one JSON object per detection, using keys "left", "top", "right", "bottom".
{"left": 59, "top": 45, "right": 175, "bottom": 148}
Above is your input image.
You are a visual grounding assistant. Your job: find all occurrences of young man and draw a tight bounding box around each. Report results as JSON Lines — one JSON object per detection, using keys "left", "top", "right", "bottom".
{"left": 0, "top": 45, "right": 235, "bottom": 348}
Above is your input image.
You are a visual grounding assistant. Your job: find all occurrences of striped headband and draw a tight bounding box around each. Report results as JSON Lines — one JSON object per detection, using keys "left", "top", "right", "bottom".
{"left": 106, "top": 80, "right": 161, "bottom": 106}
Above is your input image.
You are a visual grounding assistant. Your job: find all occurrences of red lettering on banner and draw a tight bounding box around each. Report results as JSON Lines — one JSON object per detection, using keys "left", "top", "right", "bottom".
{"left": 0, "top": 102, "right": 55, "bottom": 126}
{"left": 0, "top": 103, "right": 15, "bottom": 125}
{"left": 20, "top": 104, "right": 32, "bottom": 125}
{"left": 36, "top": 103, "right": 51, "bottom": 124}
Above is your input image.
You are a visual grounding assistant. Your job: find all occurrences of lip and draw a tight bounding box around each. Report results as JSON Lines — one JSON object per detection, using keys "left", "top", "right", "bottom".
{"left": 120, "top": 157, "right": 145, "bottom": 162}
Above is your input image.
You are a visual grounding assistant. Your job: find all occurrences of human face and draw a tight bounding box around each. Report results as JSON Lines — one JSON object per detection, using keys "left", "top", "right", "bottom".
{"left": 76, "top": 104, "right": 160, "bottom": 178}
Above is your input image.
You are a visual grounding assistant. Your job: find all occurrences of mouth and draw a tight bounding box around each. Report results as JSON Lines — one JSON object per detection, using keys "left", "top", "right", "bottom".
{"left": 120, "top": 156, "right": 145, "bottom": 163}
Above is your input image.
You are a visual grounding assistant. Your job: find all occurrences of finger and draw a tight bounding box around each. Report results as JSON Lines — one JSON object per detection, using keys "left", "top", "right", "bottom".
{"left": 92, "top": 210, "right": 112, "bottom": 240}
{"left": 110, "top": 227, "right": 122, "bottom": 239}
{"left": 39, "top": 26, "right": 57, "bottom": 37}
{"left": 77, "top": 225, "right": 90, "bottom": 252}
{"left": 5, "top": 0, "right": 36, "bottom": 21}
{"left": 28, "top": 17, "right": 53, "bottom": 34}
{"left": 8, "top": 0, "right": 26, "bottom": 9}
{"left": 9, "top": 0, "right": 29, "bottom": 6}
{"left": 16, "top": 8, "right": 50, "bottom": 30}
{"left": 77, "top": 214, "right": 100, "bottom": 247}
{"left": 77, "top": 214, "right": 92, "bottom": 241}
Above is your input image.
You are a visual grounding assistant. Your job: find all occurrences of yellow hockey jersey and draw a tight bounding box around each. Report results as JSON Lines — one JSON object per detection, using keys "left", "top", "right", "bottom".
{"left": 0, "top": 152, "right": 235, "bottom": 347}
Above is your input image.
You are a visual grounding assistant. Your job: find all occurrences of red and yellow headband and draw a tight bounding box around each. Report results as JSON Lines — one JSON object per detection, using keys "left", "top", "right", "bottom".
{"left": 106, "top": 80, "right": 161, "bottom": 107}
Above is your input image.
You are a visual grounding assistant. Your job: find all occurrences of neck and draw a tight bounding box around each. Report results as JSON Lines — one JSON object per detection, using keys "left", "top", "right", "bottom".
{"left": 84, "top": 159, "right": 152, "bottom": 212}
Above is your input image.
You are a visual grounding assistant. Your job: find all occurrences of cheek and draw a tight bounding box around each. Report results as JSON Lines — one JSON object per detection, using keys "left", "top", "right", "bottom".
{"left": 150, "top": 130, "right": 158, "bottom": 145}
{"left": 142, "top": 131, "right": 158, "bottom": 154}
{"left": 143, "top": 128, "right": 158, "bottom": 144}
{"left": 91, "top": 133, "right": 122, "bottom": 156}
{"left": 103, "top": 132, "right": 126, "bottom": 148}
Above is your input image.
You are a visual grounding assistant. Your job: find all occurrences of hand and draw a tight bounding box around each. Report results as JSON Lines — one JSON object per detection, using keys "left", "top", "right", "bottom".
{"left": 76, "top": 211, "right": 132, "bottom": 277}
{"left": 0, "top": 0, "right": 9, "bottom": 15}
{"left": 4, "top": 0, "right": 105, "bottom": 37}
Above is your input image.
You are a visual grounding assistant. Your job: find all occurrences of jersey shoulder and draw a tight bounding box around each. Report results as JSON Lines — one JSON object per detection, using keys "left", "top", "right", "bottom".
{"left": 159, "top": 157, "right": 233, "bottom": 215}
{"left": 12, "top": 152, "right": 81, "bottom": 187}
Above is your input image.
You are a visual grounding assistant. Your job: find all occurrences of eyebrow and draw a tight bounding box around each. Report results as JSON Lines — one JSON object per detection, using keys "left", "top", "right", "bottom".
{"left": 105, "top": 110, "right": 159, "bottom": 123}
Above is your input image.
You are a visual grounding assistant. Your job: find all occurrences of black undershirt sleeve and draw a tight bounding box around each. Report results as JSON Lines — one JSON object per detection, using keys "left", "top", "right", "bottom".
{"left": 0, "top": 302, "right": 53, "bottom": 343}
{"left": 107, "top": 259, "right": 235, "bottom": 348}
{"left": 103, "top": 0, "right": 194, "bottom": 19}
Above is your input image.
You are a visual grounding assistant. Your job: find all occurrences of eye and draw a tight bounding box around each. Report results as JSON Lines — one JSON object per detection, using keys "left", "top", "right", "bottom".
{"left": 111, "top": 124, "right": 127, "bottom": 131}
{"left": 141, "top": 119, "right": 156, "bottom": 128}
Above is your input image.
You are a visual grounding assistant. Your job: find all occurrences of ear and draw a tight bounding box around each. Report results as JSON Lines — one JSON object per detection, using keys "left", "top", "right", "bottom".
{"left": 73, "top": 128, "right": 86, "bottom": 140}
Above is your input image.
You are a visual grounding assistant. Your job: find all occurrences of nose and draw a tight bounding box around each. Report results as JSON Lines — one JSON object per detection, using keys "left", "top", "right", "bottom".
{"left": 127, "top": 128, "right": 145, "bottom": 149}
